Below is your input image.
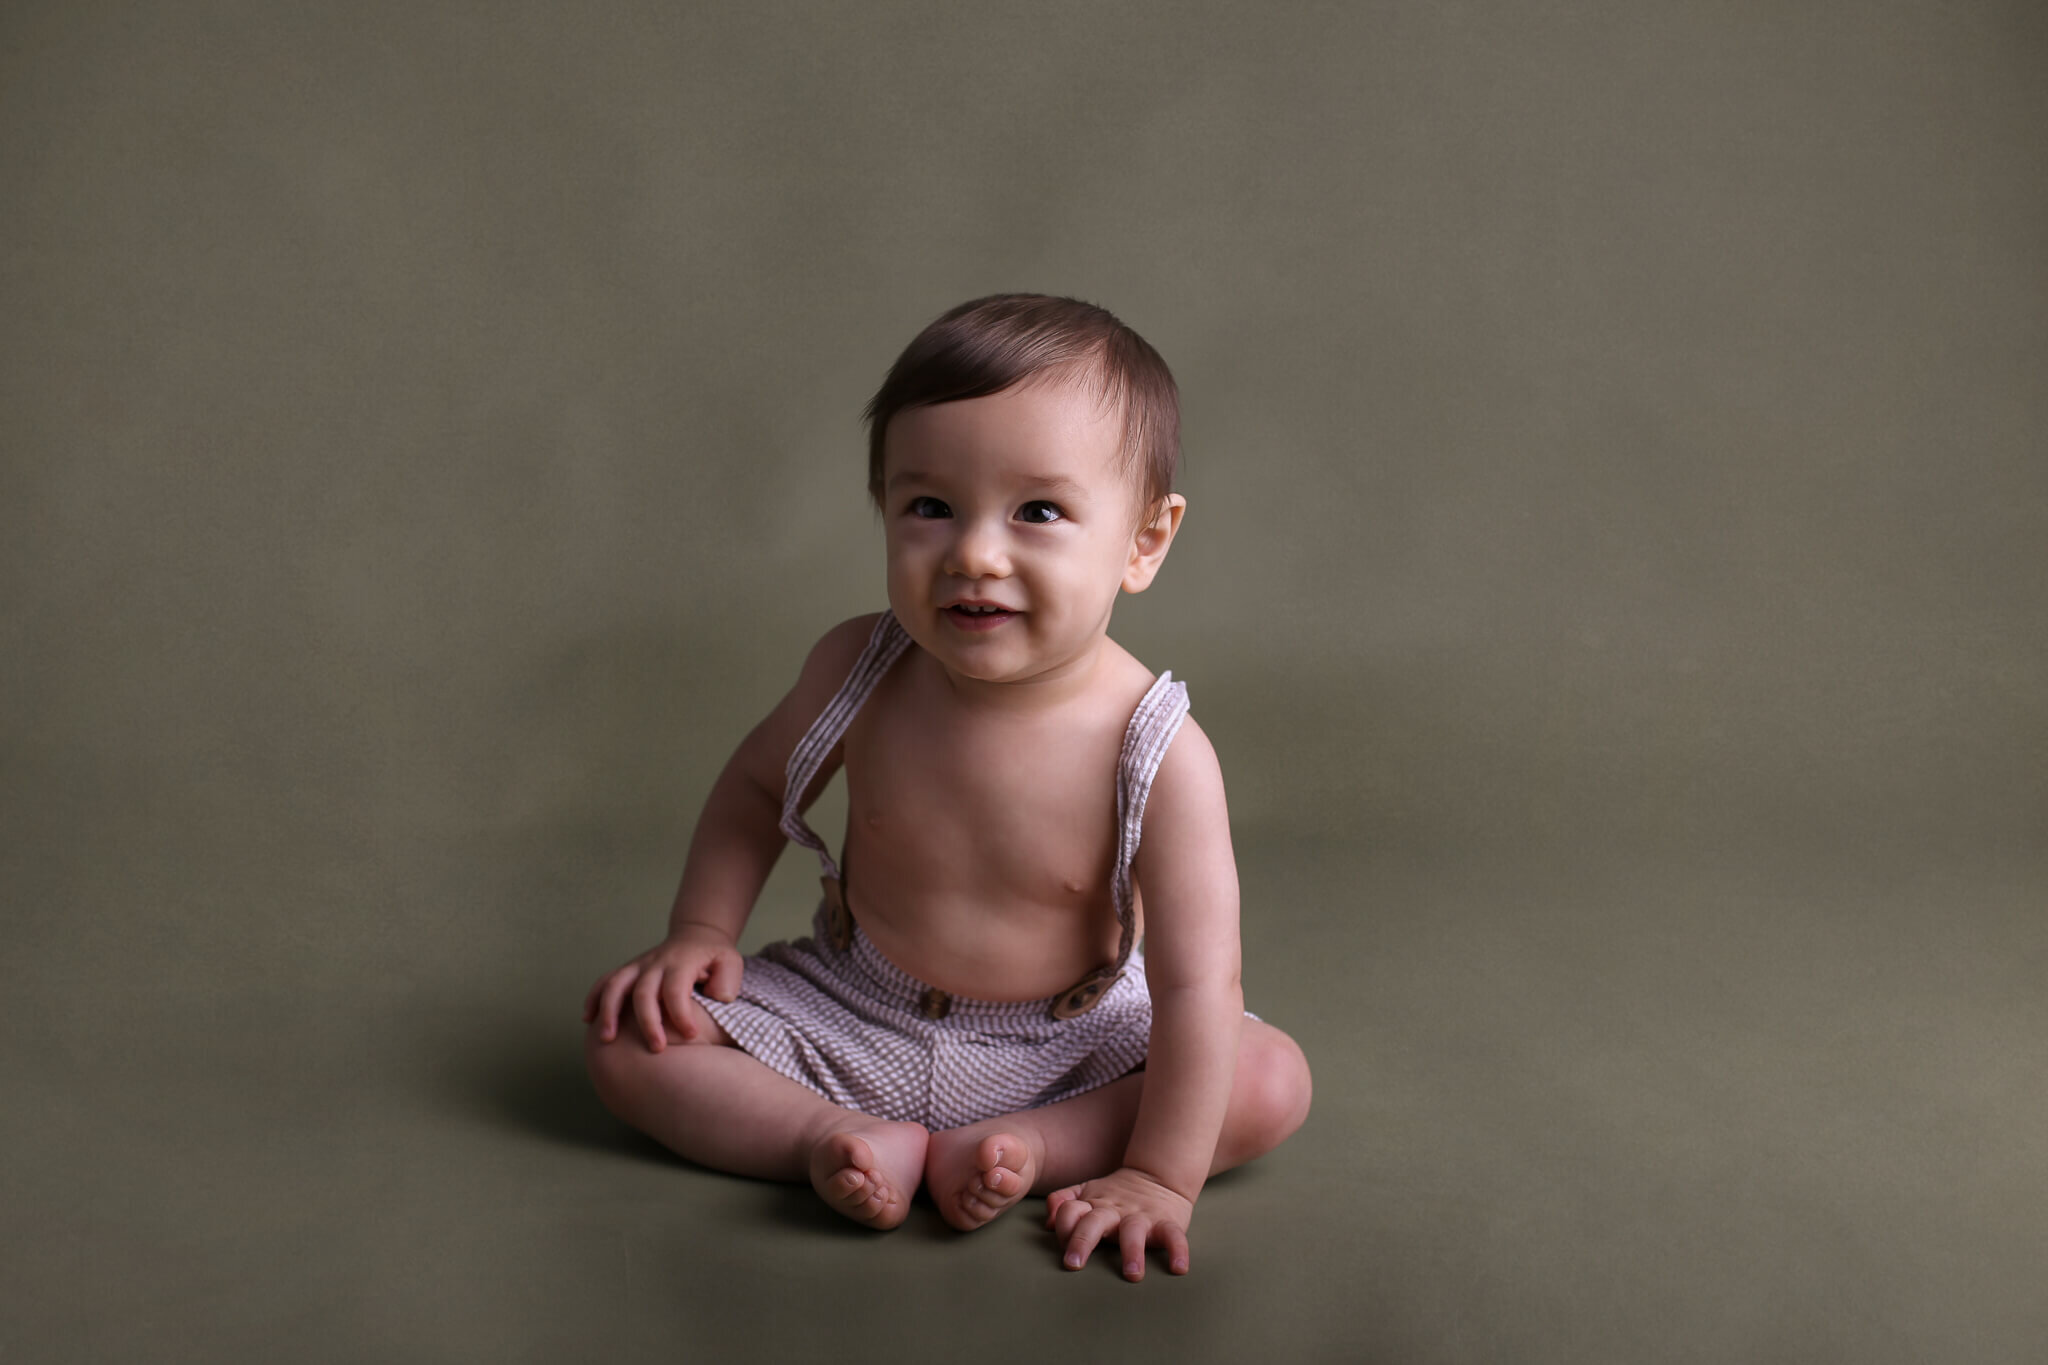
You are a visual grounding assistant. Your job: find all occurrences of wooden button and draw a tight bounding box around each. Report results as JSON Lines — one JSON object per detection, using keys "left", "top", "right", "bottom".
{"left": 1050, "top": 971, "right": 1117, "bottom": 1020}
{"left": 919, "top": 987, "right": 951, "bottom": 1020}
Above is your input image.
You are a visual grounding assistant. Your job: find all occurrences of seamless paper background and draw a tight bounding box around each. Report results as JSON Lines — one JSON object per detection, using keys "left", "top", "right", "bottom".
{"left": 5, "top": 3, "right": 2044, "bottom": 1361}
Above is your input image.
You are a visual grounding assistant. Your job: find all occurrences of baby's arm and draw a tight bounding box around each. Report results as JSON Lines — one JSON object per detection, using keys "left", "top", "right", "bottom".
{"left": 583, "top": 615, "right": 879, "bottom": 1050}
{"left": 1046, "top": 718, "right": 1243, "bottom": 1278}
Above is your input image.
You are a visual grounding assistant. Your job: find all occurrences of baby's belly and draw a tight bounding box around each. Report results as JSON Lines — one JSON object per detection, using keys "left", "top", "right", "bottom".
{"left": 844, "top": 877, "right": 1122, "bottom": 1002}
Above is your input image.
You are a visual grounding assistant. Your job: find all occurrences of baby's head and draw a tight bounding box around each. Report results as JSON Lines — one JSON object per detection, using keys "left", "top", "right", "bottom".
{"left": 862, "top": 294, "right": 1180, "bottom": 532}
{"left": 861, "top": 296, "right": 1188, "bottom": 684}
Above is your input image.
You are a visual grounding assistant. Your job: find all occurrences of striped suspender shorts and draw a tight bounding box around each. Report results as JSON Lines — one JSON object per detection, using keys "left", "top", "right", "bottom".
{"left": 694, "top": 611, "right": 1193, "bottom": 1132}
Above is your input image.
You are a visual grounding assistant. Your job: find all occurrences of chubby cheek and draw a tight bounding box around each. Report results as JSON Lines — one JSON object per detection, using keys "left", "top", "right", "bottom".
{"left": 884, "top": 546, "right": 951, "bottom": 634}
{"left": 883, "top": 560, "right": 923, "bottom": 618}
{"left": 882, "top": 532, "right": 926, "bottom": 580}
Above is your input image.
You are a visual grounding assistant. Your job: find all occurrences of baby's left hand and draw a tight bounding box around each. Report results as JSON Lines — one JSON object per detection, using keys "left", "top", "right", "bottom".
{"left": 1045, "top": 1167, "right": 1195, "bottom": 1281}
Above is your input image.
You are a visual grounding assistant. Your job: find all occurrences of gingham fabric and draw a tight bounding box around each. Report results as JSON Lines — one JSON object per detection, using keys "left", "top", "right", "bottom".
{"left": 699, "top": 611, "right": 1193, "bottom": 1128}
{"left": 698, "top": 902, "right": 1156, "bottom": 1129}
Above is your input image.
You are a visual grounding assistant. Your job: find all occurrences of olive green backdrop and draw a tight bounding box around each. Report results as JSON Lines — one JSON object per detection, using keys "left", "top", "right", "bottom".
{"left": 5, "top": 2, "right": 2043, "bottom": 1361}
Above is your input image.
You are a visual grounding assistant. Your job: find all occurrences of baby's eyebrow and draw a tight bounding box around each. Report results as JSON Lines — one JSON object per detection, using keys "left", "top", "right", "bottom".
{"left": 883, "top": 470, "right": 1091, "bottom": 502}
{"left": 1021, "top": 476, "right": 1090, "bottom": 502}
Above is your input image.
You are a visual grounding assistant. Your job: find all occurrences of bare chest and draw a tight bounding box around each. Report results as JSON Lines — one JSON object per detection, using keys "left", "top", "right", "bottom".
{"left": 840, "top": 686, "right": 1127, "bottom": 907}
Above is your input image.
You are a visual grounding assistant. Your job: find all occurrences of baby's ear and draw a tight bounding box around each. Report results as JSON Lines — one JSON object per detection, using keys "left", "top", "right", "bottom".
{"left": 1123, "top": 494, "right": 1187, "bottom": 594}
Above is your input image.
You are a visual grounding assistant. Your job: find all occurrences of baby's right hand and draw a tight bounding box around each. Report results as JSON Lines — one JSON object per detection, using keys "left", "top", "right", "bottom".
{"left": 582, "top": 923, "right": 744, "bottom": 1052}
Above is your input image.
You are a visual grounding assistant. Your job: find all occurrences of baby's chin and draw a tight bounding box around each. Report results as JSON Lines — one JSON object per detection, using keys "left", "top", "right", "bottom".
{"left": 926, "top": 640, "right": 1030, "bottom": 682}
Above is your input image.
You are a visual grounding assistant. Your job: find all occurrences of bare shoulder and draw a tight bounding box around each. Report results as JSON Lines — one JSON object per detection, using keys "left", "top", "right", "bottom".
{"left": 1145, "top": 713, "right": 1229, "bottom": 829}
{"left": 795, "top": 612, "right": 884, "bottom": 693}
{"left": 733, "top": 613, "right": 883, "bottom": 798}
{"left": 1132, "top": 710, "right": 1240, "bottom": 974}
{"left": 777, "top": 612, "right": 886, "bottom": 731}
{"left": 1106, "top": 639, "right": 1226, "bottom": 816}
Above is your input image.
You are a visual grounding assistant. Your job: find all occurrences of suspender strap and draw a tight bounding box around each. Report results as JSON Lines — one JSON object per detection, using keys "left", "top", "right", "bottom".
{"left": 778, "top": 612, "right": 913, "bottom": 881}
{"left": 1051, "top": 668, "right": 1189, "bottom": 1018}
{"left": 1111, "top": 668, "right": 1191, "bottom": 969}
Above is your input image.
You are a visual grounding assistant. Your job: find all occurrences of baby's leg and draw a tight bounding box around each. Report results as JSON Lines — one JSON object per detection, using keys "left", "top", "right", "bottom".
{"left": 584, "top": 1018, "right": 929, "bottom": 1230}
{"left": 924, "top": 1017, "right": 1311, "bottom": 1232}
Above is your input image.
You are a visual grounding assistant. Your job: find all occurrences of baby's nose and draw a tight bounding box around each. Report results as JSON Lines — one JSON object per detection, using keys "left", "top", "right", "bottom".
{"left": 946, "top": 521, "right": 1011, "bottom": 577}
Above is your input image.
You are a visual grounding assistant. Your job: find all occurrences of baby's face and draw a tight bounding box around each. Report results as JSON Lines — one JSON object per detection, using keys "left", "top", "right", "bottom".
{"left": 880, "top": 376, "right": 1174, "bottom": 688}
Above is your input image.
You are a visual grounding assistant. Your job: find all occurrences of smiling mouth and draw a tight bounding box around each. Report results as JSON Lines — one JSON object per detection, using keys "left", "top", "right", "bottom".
{"left": 943, "top": 603, "right": 1018, "bottom": 627}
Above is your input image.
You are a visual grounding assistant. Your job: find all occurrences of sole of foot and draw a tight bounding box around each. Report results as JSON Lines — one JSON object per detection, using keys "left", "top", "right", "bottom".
{"left": 808, "top": 1121, "right": 929, "bottom": 1230}
{"left": 929, "top": 1129, "right": 1037, "bottom": 1232}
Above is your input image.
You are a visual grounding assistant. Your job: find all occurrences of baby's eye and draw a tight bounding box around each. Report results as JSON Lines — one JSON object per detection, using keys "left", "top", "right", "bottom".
{"left": 907, "top": 496, "right": 952, "bottom": 519}
{"left": 1016, "top": 500, "right": 1064, "bottom": 525}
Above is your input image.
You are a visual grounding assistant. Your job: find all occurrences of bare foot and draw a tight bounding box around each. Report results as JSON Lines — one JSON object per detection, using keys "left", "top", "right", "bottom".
{"left": 808, "top": 1120, "right": 929, "bottom": 1230}
{"left": 925, "top": 1128, "right": 1039, "bottom": 1232}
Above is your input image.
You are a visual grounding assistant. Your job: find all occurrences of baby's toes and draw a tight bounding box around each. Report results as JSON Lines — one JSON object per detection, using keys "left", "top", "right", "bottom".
{"left": 825, "top": 1166, "right": 870, "bottom": 1201}
{"left": 977, "top": 1133, "right": 1033, "bottom": 1180}
{"left": 808, "top": 1127, "right": 923, "bottom": 1231}
{"left": 814, "top": 1137, "right": 879, "bottom": 1208}
{"left": 958, "top": 1133, "right": 1033, "bottom": 1222}
{"left": 958, "top": 1176, "right": 1010, "bottom": 1220}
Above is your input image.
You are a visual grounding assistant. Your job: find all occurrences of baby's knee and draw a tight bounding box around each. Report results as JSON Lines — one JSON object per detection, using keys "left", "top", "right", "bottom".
{"left": 582, "top": 1014, "right": 733, "bottom": 1113}
{"left": 583, "top": 1020, "right": 638, "bottom": 1113}
{"left": 1237, "top": 1023, "right": 1313, "bottom": 1151}
{"left": 582, "top": 1018, "right": 681, "bottom": 1114}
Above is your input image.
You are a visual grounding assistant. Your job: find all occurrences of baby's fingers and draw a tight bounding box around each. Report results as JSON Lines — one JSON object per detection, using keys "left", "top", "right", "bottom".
{"left": 1061, "top": 1206, "right": 1121, "bottom": 1271}
{"left": 703, "top": 948, "right": 743, "bottom": 1003}
{"left": 1044, "top": 1185, "right": 1082, "bottom": 1229}
{"left": 594, "top": 966, "right": 642, "bottom": 1040}
{"left": 631, "top": 970, "right": 671, "bottom": 1052}
{"left": 1159, "top": 1222, "right": 1191, "bottom": 1276}
{"left": 1049, "top": 1192, "right": 1094, "bottom": 1241}
{"left": 1117, "top": 1217, "right": 1153, "bottom": 1281}
{"left": 659, "top": 974, "right": 699, "bottom": 1042}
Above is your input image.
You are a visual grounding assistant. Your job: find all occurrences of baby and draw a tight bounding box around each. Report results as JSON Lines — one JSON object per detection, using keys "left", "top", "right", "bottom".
{"left": 583, "top": 294, "right": 1311, "bottom": 1281}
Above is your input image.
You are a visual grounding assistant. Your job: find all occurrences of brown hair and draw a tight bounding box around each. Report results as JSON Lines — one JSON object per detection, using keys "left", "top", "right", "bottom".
{"left": 861, "top": 294, "right": 1180, "bottom": 521}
